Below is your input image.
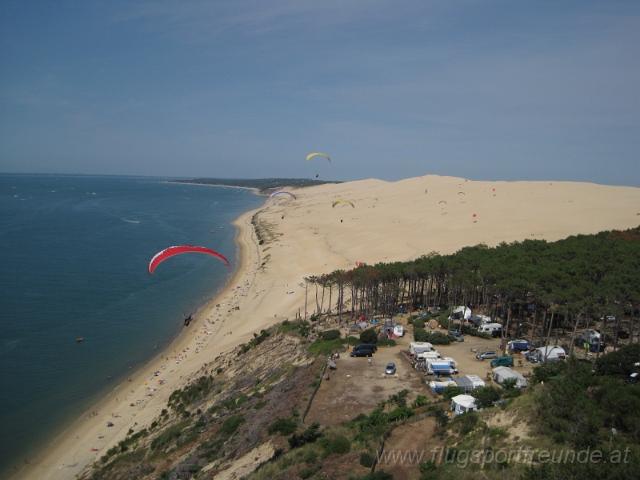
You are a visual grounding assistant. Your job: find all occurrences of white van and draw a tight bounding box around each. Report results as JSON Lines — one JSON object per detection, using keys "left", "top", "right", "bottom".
{"left": 416, "top": 351, "right": 441, "bottom": 361}
{"left": 478, "top": 323, "right": 502, "bottom": 336}
{"left": 409, "top": 342, "right": 433, "bottom": 355}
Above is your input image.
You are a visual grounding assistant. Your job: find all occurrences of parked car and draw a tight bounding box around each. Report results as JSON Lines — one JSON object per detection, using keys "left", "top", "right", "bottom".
{"left": 350, "top": 345, "right": 375, "bottom": 357}
{"left": 359, "top": 343, "right": 378, "bottom": 352}
{"left": 385, "top": 362, "right": 397, "bottom": 375}
{"left": 476, "top": 350, "right": 497, "bottom": 360}
{"left": 490, "top": 356, "right": 514, "bottom": 368}
{"left": 448, "top": 330, "right": 464, "bottom": 342}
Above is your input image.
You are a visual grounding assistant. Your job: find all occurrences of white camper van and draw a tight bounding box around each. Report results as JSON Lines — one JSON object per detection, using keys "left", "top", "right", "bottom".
{"left": 416, "top": 351, "right": 441, "bottom": 361}
{"left": 478, "top": 323, "right": 502, "bottom": 336}
{"left": 409, "top": 342, "right": 433, "bottom": 356}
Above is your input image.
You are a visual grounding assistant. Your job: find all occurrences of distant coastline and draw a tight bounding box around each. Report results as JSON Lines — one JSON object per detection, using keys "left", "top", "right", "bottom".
{"left": 170, "top": 177, "right": 341, "bottom": 194}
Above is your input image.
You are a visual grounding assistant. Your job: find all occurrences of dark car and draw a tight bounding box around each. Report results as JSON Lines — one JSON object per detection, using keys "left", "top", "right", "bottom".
{"left": 490, "top": 356, "right": 514, "bottom": 368}
{"left": 351, "top": 345, "right": 375, "bottom": 357}
{"left": 358, "top": 343, "right": 378, "bottom": 352}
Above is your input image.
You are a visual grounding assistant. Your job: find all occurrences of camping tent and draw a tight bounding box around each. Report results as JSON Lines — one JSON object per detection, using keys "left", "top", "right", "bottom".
{"left": 454, "top": 374, "right": 486, "bottom": 392}
{"left": 532, "top": 346, "right": 566, "bottom": 363}
{"left": 492, "top": 366, "right": 528, "bottom": 388}
{"left": 451, "top": 394, "right": 477, "bottom": 415}
{"left": 429, "top": 377, "right": 457, "bottom": 393}
{"left": 577, "top": 329, "right": 601, "bottom": 343}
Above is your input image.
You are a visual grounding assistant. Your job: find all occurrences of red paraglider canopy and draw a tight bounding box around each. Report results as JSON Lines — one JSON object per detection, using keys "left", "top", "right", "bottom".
{"left": 148, "top": 245, "right": 230, "bottom": 274}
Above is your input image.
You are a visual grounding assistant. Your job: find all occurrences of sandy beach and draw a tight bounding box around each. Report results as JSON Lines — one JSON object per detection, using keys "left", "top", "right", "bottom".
{"left": 15, "top": 174, "right": 640, "bottom": 479}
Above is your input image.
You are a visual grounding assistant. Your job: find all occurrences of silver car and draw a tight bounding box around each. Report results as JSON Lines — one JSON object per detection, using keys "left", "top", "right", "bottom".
{"left": 475, "top": 351, "right": 497, "bottom": 360}
{"left": 385, "top": 362, "right": 397, "bottom": 375}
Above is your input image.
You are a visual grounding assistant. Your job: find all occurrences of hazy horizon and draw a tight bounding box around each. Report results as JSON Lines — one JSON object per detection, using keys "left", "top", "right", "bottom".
{"left": 1, "top": 1, "right": 639, "bottom": 186}
{"left": 2, "top": 171, "right": 640, "bottom": 189}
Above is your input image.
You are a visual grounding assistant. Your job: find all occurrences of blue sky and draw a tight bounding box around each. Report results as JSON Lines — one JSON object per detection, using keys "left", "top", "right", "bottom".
{"left": 1, "top": 0, "right": 638, "bottom": 184}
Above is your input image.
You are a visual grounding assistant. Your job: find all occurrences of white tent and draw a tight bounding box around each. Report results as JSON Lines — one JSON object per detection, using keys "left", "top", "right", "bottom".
{"left": 451, "top": 394, "right": 477, "bottom": 415}
{"left": 429, "top": 378, "right": 457, "bottom": 393}
{"left": 492, "top": 366, "right": 528, "bottom": 388}
{"left": 454, "top": 374, "right": 486, "bottom": 392}
{"left": 534, "top": 346, "right": 566, "bottom": 363}
{"left": 578, "top": 329, "right": 601, "bottom": 343}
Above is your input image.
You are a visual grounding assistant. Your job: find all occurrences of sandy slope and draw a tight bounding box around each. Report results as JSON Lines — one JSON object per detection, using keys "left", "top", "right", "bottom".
{"left": 15, "top": 175, "right": 639, "bottom": 479}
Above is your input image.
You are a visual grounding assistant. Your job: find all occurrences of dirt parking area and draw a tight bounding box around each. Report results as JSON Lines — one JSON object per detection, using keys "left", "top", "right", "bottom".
{"left": 305, "top": 339, "right": 427, "bottom": 427}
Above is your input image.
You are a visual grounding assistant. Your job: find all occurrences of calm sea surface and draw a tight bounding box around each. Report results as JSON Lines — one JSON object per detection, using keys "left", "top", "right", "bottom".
{"left": 0, "top": 174, "right": 263, "bottom": 473}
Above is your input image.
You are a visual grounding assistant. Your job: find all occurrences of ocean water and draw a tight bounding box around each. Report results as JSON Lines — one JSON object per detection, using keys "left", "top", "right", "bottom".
{"left": 0, "top": 175, "right": 263, "bottom": 473}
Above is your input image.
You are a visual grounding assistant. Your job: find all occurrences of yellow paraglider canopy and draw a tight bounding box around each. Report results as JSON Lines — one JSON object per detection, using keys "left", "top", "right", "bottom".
{"left": 306, "top": 152, "right": 331, "bottom": 163}
{"left": 332, "top": 199, "right": 355, "bottom": 208}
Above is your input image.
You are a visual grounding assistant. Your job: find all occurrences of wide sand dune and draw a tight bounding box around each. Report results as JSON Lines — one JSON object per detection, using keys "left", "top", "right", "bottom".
{"left": 272, "top": 175, "right": 639, "bottom": 267}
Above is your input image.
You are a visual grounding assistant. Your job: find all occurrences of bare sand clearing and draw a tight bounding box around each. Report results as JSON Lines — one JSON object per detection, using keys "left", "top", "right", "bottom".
{"left": 16, "top": 175, "right": 639, "bottom": 479}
